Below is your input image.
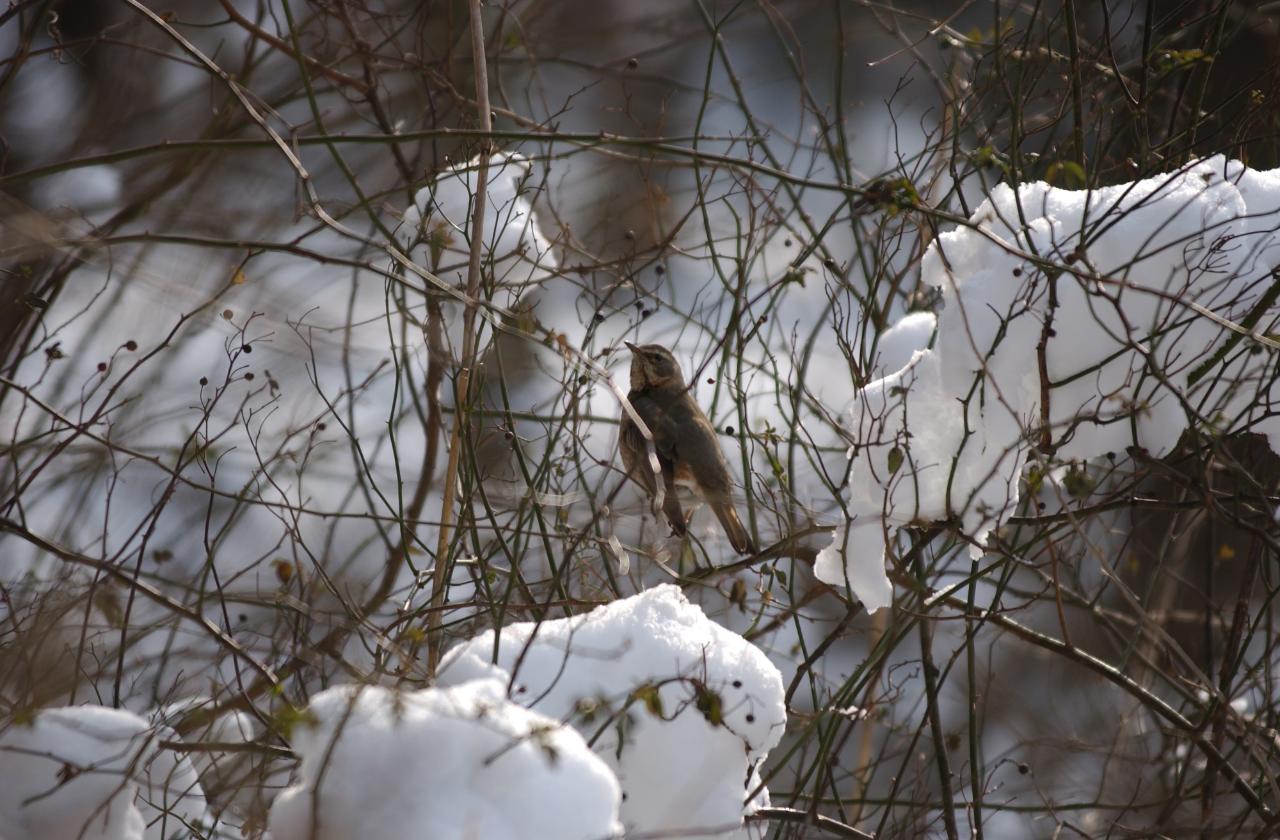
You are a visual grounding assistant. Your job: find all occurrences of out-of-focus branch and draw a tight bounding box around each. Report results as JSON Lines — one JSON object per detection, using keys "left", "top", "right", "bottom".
{"left": 749, "top": 806, "right": 875, "bottom": 839}
{"left": 216, "top": 0, "right": 371, "bottom": 93}
{"left": 0, "top": 517, "right": 280, "bottom": 690}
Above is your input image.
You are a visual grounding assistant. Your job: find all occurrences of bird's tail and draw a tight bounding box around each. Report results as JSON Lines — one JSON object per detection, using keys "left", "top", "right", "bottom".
{"left": 710, "top": 499, "right": 756, "bottom": 555}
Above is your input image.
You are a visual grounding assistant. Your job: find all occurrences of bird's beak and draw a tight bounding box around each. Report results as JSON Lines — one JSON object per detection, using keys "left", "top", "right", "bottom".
{"left": 624, "top": 340, "right": 639, "bottom": 353}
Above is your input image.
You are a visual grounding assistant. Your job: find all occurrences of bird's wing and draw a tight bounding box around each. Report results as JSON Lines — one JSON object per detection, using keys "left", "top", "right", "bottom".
{"left": 621, "top": 393, "right": 687, "bottom": 534}
{"left": 620, "top": 416, "right": 659, "bottom": 496}
{"left": 679, "top": 414, "right": 754, "bottom": 553}
{"left": 629, "top": 392, "right": 681, "bottom": 460}
{"left": 680, "top": 416, "right": 735, "bottom": 495}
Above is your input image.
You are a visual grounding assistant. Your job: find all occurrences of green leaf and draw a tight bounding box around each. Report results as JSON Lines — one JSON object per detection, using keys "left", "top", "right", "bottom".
{"left": 1024, "top": 465, "right": 1045, "bottom": 495}
{"left": 887, "top": 446, "right": 904, "bottom": 474}
{"left": 272, "top": 705, "right": 318, "bottom": 739}
{"left": 694, "top": 684, "right": 723, "bottom": 727}
{"left": 782, "top": 266, "right": 810, "bottom": 287}
{"left": 1045, "top": 161, "right": 1086, "bottom": 188}
{"left": 1062, "top": 464, "right": 1095, "bottom": 499}
{"left": 10, "top": 708, "right": 36, "bottom": 727}
{"left": 634, "top": 683, "right": 664, "bottom": 718}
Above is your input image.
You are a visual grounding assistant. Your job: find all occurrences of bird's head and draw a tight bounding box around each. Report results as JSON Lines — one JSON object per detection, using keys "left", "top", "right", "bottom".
{"left": 625, "top": 342, "right": 685, "bottom": 390}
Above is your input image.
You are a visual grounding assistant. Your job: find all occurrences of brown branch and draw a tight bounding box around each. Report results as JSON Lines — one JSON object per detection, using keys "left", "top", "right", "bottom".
{"left": 922, "top": 583, "right": 1277, "bottom": 824}
{"left": 749, "top": 807, "right": 876, "bottom": 839}
{"left": 216, "top": 0, "right": 371, "bottom": 93}
{"left": 0, "top": 518, "right": 280, "bottom": 691}
{"left": 426, "top": 0, "right": 494, "bottom": 677}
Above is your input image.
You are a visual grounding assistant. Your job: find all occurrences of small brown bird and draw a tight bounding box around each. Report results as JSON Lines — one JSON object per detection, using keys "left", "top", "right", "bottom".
{"left": 619, "top": 341, "right": 756, "bottom": 555}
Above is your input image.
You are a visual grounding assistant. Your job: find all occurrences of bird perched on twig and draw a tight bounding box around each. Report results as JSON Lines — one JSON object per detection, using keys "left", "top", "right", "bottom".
{"left": 619, "top": 341, "right": 756, "bottom": 555}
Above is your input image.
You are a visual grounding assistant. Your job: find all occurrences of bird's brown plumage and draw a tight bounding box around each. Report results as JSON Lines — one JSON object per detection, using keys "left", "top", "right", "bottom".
{"left": 619, "top": 342, "right": 756, "bottom": 555}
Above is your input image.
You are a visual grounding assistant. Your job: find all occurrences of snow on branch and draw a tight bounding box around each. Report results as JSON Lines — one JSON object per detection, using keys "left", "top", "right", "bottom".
{"left": 820, "top": 157, "right": 1280, "bottom": 611}
{"left": 439, "top": 585, "right": 787, "bottom": 840}
{"left": 264, "top": 587, "right": 785, "bottom": 840}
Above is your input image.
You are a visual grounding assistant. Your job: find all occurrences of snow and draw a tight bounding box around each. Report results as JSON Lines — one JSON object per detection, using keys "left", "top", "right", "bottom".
{"left": 151, "top": 698, "right": 258, "bottom": 801}
{"left": 870, "top": 309, "right": 936, "bottom": 375}
{"left": 0, "top": 705, "right": 212, "bottom": 840}
{"left": 268, "top": 679, "right": 621, "bottom": 840}
{"left": 820, "top": 157, "right": 1280, "bottom": 611}
{"left": 267, "top": 587, "right": 788, "bottom": 840}
{"left": 439, "top": 584, "right": 787, "bottom": 839}
{"left": 0, "top": 151, "right": 572, "bottom": 705}
{"left": 399, "top": 152, "right": 558, "bottom": 345}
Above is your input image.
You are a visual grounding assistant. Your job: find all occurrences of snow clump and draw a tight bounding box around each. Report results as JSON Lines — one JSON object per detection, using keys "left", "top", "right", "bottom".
{"left": 268, "top": 678, "right": 622, "bottom": 840}
{"left": 820, "top": 157, "right": 1280, "bottom": 611}
{"left": 439, "top": 584, "right": 787, "bottom": 840}
{"left": 0, "top": 704, "right": 212, "bottom": 840}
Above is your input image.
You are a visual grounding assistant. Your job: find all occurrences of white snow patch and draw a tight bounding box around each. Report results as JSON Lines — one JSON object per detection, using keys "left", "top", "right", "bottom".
{"left": 399, "top": 152, "right": 557, "bottom": 330}
{"left": 268, "top": 679, "right": 621, "bottom": 840}
{"left": 0, "top": 705, "right": 212, "bottom": 840}
{"left": 439, "top": 584, "right": 787, "bottom": 839}
{"left": 822, "top": 157, "right": 1280, "bottom": 610}
{"left": 871, "top": 309, "right": 936, "bottom": 374}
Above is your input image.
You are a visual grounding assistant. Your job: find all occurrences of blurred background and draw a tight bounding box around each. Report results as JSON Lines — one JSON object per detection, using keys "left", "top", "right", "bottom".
{"left": 3, "top": 0, "right": 1280, "bottom": 836}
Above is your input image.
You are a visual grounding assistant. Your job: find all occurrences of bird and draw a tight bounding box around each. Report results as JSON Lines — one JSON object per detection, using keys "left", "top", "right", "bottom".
{"left": 618, "top": 341, "right": 756, "bottom": 555}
